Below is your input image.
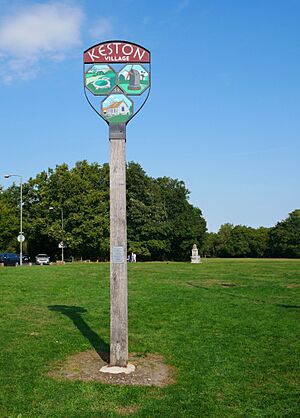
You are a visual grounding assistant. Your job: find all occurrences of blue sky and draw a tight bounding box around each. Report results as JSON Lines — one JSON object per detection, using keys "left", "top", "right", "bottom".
{"left": 0, "top": 0, "right": 299, "bottom": 231}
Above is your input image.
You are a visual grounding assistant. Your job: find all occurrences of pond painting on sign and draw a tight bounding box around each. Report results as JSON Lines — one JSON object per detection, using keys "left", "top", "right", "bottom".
{"left": 101, "top": 94, "right": 133, "bottom": 123}
{"left": 85, "top": 64, "right": 117, "bottom": 95}
{"left": 118, "top": 64, "right": 149, "bottom": 95}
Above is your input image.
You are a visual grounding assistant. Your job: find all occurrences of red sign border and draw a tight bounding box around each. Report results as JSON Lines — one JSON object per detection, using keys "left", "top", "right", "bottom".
{"left": 83, "top": 40, "right": 151, "bottom": 64}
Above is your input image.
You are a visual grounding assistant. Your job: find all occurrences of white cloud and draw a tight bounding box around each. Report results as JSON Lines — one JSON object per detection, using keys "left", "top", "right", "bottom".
{"left": 0, "top": 1, "right": 84, "bottom": 83}
{"left": 88, "top": 17, "right": 114, "bottom": 40}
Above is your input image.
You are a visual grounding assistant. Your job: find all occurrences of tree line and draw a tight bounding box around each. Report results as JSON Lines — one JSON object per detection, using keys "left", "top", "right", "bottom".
{"left": 203, "top": 210, "right": 300, "bottom": 258}
{"left": 0, "top": 160, "right": 298, "bottom": 260}
{"left": 0, "top": 161, "right": 206, "bottom": 261}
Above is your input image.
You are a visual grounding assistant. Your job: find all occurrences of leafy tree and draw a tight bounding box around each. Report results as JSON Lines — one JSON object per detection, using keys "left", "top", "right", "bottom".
{"left": 203, "top": 232, "right": 218, "bottom": 257}
{"left": 127, "top": 163, "right": 206, "bottom": 260}
{"left": 215, "top": 223, "right": 235, "bottom": 257}
{"left": 0, "top": 184, "right": 21, "bottom": 252}
{"left": 0, "top": 198, "right": 19, "bottom": 252}
{"left": 269, "top": 210, "right": 300, "bottom": 258}
{"left": 154, "top": 177, "right": 206, "bottom": 260}
{"left": 213, "top": 224, "right": 270, "bottom": 258}
{"left": 249, "top": 227, "right": 270, "bottom": 257}
{"left": 23, "top": 161, "right": 110, "bottom": 260}
{"left": 1, "top": 162, "right": 298, "bottom": 260}
{"left": 0, "top": 160, "right": 206, "bottom": 261}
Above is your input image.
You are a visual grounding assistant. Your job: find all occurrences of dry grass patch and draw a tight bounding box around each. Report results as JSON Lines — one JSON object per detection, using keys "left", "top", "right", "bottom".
{"left": 285, "top": 284, "right": 300, "bottom": 288}
{"left": 115, "top": 405, "right": 140, "bottom": 416}
{"left": 48, "top": 350, "right": 175, "bottom": 387}
{"left": 186, "top": 279, "right": 239, "bottom": 288}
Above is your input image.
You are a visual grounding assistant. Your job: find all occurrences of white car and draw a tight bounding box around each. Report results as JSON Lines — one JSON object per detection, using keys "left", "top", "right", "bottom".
{"left": 35, "top": 254, "right": 50, "bottom": 265}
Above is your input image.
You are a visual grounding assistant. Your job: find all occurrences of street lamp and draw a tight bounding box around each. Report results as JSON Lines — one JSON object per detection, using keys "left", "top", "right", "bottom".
{"left": 4, "top": 174, "right": 23, "bottom": 266}
{"left": 49, "top": 206, "right": 64, "bottom": 262}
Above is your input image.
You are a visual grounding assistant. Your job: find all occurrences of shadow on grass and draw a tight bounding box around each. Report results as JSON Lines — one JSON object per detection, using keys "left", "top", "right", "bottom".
{"left": 48, "top": 305, "right": 110, "bottom": 362}
{"left": 277, "top": 304, "right": 300, "bottom": 309}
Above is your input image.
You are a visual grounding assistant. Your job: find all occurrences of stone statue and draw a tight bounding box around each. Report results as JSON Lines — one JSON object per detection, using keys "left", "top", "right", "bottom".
{"left": 191, "top": 244, "right": 201, "bottom": 263}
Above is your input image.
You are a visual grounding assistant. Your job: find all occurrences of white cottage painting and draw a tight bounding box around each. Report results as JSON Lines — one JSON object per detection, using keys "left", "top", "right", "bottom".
{"left": 101, "top": 94, "right": 133, "bottom": 123}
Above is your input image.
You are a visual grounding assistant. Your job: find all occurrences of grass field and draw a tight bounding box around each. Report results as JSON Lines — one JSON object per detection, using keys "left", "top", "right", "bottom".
{"left": 0, "top": 259, "right": 299, "bottom": 417}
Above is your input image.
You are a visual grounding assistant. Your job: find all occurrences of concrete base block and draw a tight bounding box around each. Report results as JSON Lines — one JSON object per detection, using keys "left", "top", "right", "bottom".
{"left": 99, "top": 363, "right": 135, "bottom": 375}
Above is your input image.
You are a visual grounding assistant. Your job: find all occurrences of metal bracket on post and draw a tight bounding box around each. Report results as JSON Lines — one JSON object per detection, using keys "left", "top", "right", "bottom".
{"left": 109, "top": 123, "right": 126, "bottom": 141}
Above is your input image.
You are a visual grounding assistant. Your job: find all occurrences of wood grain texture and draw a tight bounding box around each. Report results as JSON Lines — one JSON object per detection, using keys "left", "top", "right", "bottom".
{"left": 109, "top": 138, "right": 128, "bottom": 367}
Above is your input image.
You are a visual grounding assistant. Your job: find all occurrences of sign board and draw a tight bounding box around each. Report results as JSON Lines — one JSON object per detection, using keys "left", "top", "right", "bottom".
{"left": 112, "top": 246, "right": 125, "bottom": 264}
{"left": 17, "top": 234, "right": 25, "bottom": 243}
{"left": 84, "top": 40, "right": 151, "bottom": 125}
{"left": 83, "top": 39, "right": 151, "bottom": 368}
{"left": 84, "top": 41, "right": 150, "bottom": 64}
{"left": 58, "top": 241, "right": 66, "bottom": 248}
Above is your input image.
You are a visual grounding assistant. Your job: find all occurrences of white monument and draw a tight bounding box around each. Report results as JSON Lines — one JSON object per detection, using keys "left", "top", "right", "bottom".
{"left": 191, "top": 244, "right": 201, "bottom": 263}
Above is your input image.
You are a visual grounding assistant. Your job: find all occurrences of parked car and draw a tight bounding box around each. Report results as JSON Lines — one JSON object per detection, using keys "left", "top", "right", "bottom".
{"left": 35, "top": 254, "right": 50, "bottom": 265}
{"left": 0, "top": 253, "right": 20, "bottom": 266}
{"left": 22, "top": 254, "right": 30, "bottom": 263}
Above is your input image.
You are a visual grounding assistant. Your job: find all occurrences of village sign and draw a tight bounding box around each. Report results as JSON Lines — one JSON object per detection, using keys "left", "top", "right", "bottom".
{"left": 83, "top": 40, "right": 151, "bottom": 372}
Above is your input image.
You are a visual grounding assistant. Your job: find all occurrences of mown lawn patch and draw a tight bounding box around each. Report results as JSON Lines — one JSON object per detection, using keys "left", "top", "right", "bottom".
{"left": 0, "top": 259, "right": 299, "bottom": 417}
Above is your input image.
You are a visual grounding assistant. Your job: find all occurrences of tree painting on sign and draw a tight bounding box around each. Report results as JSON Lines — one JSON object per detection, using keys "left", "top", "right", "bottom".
{"left": 118, "top": 64, "right": 150, "bottom": 95}
{"left": 101, "top": 94, "right": 133, "bottom": 123}
{"left": 85, "top": 64, "right": 117, "bottom": 95}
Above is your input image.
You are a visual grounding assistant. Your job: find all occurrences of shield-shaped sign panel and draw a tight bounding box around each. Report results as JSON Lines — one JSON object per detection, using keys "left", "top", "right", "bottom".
{"left": 84, "top": 41, "right": 150, "bottom": 124}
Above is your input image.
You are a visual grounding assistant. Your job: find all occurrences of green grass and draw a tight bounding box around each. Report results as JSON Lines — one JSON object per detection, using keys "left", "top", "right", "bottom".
{"left": 0, "top": 259, "right": 299, "bottom": 417}
{"left": 105, "top": 111, "right": 133, "bottom": 123}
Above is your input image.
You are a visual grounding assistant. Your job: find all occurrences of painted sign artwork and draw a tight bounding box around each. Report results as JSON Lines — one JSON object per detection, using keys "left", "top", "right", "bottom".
{"left": 118, "top": 64, "right": 149, "bottom": 95}
{"left": 85, "top": 64, "right": 117, "bottom": 95}
{"left": 101, "top": 94, "right": 133, "bottom": 123}
{"left": 84, "top": 41, "right": 150, "bottom": 64}
{"left": 84, "top": 41, "right": 150, "bottom": 124}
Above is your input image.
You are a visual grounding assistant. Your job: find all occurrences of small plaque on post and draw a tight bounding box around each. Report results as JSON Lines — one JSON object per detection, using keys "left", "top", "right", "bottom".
{"left": 112, "top": 246, "right": 124, "bottom": 264}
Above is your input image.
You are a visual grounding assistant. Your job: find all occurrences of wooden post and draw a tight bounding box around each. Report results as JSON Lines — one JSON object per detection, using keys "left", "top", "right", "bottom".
{"left": 109, "top": 123, "right": 128, "bottom": 367}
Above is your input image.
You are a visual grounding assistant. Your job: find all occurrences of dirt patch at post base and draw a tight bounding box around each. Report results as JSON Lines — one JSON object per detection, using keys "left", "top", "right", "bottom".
{"left": 48, "top": 350, "right": 175, "bottom": 387}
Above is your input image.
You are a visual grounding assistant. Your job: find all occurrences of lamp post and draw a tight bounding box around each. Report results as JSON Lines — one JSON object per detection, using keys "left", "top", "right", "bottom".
{"left": 49, "top": 206, "right": 64, "bottom": 262}
{"left": 4, "top": 174, "right": 23, "bottom": 266}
